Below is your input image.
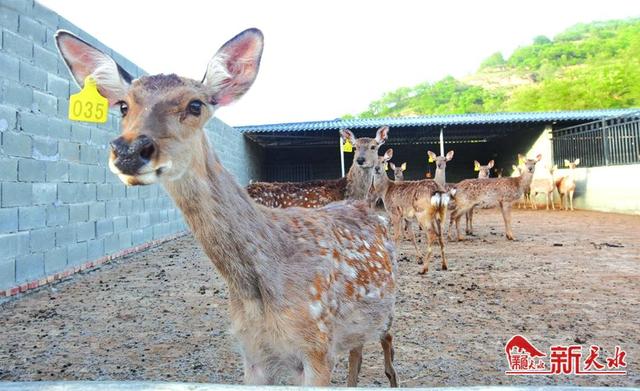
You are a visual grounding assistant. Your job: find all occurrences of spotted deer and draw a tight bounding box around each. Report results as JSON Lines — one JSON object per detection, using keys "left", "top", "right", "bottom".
{"left": 556, "top": 158, "right": 580, "bottom": 211}
{"left": 389, "top": 162, "right": 406, "bottom": 181}
{"left": 453, "top": 160, "right": 495, "bottom": 237}
{"left": 449, "top": 154, "right": 541, "bottom": 241}
{"left": 529, "top": 165, "right": 556, "bottom": 210}
{"left": 428, "top": 150, "right": 454, "bottom": 187}
{"left": 56, "top": 28, "right": 398, "bottom": 387}
{"left": 370, "top": 149, "right": 449, "bottom": 274}
{"left": 246, "top": 127, "right": 389, "bottom": 208}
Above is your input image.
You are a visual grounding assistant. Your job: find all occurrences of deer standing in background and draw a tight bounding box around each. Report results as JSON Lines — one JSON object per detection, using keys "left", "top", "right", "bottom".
{"left": 56, "top": 28, "right": 398, "bottom": 387}
{"left": 246, "top": 127, "right": 389, "bottom": 208}
{"left": 529, "top": 165, "right": 556, "bottom": 210}
{"left": 511, "top": 164, "right": 529, "bottom": 209}
{"left": 556, "top": 158, "right": 580, "bottom": 211}
{"left": 428, "top": 150, "right": 454, "bottom": 187}
{"left": 453, "top": 160, "right": 495, "bottom": 237}
{"left": 449, "top": 154, "right": 541, "bottom": 241}
{"left": 370, "top": 149, "right": 449, "bottom": 274}
{"left": 389, "top": 162, "right": 406, "bottom": 181}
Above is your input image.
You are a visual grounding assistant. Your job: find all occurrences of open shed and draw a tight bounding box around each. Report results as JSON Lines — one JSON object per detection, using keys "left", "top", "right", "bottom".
{"left": 237, "top": 108, "right": 639, "bottom": 183}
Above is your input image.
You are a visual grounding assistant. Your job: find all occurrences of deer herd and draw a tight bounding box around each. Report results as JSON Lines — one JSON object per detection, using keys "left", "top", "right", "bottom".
{"left": 55, "top": 28, "right": 581, "bottom": 386}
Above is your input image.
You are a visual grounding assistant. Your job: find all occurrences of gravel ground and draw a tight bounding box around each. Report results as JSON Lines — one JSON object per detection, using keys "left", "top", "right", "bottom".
{"left": 1, "top": 208, "right": 638, "bottom": 387}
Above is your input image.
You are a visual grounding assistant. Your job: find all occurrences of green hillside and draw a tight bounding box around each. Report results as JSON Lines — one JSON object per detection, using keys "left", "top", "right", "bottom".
{"left": 350, "top": 18, "right": 640, "bottom": 118}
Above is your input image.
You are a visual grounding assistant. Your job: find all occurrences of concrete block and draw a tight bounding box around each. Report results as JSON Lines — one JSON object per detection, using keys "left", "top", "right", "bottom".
{"left": 18, "top": 158, "right": 45, "bottom": 182}
{"left": 69, "top": 203, "right": 88, "bottom": 223}
{"left": 89, "top": 202, "right": 105, "bottom": 220}
{"left": 2, "top": 182, "right": 32, "bottom": 207}
{"left": 67, "top": 241, "right": 88, "bottom": 264}
{"left": 32, "top": 183, "right": 57, "bottom": 205}
{"left": 0, "top": 104, "right": 18, "bottom": 131}
{"left": 33, "top": 90, "right": 57, "bottom": 115}
{"left": 58, "top": 141, "right": 79, "bottom": 162}
{"left": 87, "top": 165, "right": 105, "bottom": 183}
{"left": 33, "top": 45, "right": 58, "bottom": 73}
{"left": 96, "top": 184, "right": 112, "bottom": 201}
{"left": 0, "top": 159, "right": 18, "bottom": 181}
{"left": 95, "top": 219, "right": 113, "bottom": 238}
{"left": 87, "top": 238, "right": 104, "bottom": 260}
{"left": 118, "top": 231, "right": 131, "bottom": 249}
{"left": 2, "top": 29, "right": 32, "bottom": 59}
{"left": 47, "top": 72, "right": 69, "bottom": 97}
{"left": 18, "top": 15, "right": 46, "bottom": 44}
{"left": 19, "top": 111, "right": 47, "bottom": 136}
{"left": 15, "top": 252, "right": 44, "bottom": 283}
{"left": 19, "top": 60, "right": 47, "bottom": 89}
{"left": 0, "top": 207, "right": 18, "bottom": 233}
{"left": 30, "top": 227, "right": 55, "bottom": 252}
{"left": 0, "top": 52, "right": 20, "bottom": 81}
{"left": 55, "top": 224, "right": 75, "bottom": 246}
{"left": 46, "top": 204, "right": 68, "bottom": 227}
{"left": 2, "top": 0, "right": 33, "bottom": 15}
{"left": 32, "top": 2, "right": 60, "bottom": 28}
{"left": 2, "top": 131, "right": 32, "bottom": 157}
{"left": 45, "top": 160, "right": 68, "bottom": 182}
{"left": 68, "top": 162, "right": 88, "bottom": 182}
{"left": 112, "top": 216, "right": 126, "bottom": 232}
{"left": 32, "top": 136, "right": 58, "bottom": 160}
{"left": 105, "top": 200, "right": 118, "bottom": 218}
{"left": 44, "top": 246, "right": 67, "bottom": 273}
{"left": 18, "top": 205, "right": 46, "bottom": 230}
{"left": 0, "top": 7, "right": 20, "bottom": 31}
{"left": 47, "top": 117, "right": 71, "bottom": 139}
{"left": 70, "top": 124, "right": 91, "bottom": 143}
{"left": 103, "top": 234, "right": 119, "bottom": 254}
{"left": 76, "top": 221, "right": 95, "bottom": 242}
{"left": 0, "top": 258, "right": 16, "bottom": 289}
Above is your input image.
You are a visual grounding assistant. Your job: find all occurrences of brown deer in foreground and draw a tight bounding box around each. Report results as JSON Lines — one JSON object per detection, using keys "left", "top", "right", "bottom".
{"left": 56, "top": 28, "right": 398, "bottom": 387}
{"left": 556, "top": 159, "right": 580, "bottom": 211}
{"left": 449, "top": 154, "right": 541, "bottom": 241}
{"left": 370, "top": 149, "right": 449, "bottom": 274}
{"left": 246, "top": 127, "right": 389, "bottom": 208}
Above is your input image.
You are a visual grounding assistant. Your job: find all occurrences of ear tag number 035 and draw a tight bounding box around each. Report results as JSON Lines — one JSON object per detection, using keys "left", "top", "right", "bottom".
{"left": 68, "top": 76, "right": 108, "bottom": 123}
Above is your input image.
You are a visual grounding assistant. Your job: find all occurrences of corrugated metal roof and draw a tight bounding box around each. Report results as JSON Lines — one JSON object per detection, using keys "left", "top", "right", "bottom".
{"left": 236, "top": 109, "right": 640, "bottom": 133}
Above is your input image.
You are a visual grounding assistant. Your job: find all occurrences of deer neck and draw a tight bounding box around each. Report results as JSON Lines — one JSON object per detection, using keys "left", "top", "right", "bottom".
{"left": 345, "top": 162, "right": 373, "bottom": 200}
{"left": 372, "top": 172, "right": 391, "bottom": 199}
{"left": 434, "top": 167, "right": 446, "bottom": 187}
{"left": 517, "top": 169, "right": 535, "bottom": 191}
{"left": 162, "top": 133, "right": 282, "bottom": 302}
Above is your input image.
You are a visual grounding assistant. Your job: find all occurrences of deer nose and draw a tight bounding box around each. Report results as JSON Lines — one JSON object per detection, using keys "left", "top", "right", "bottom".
{"left": 110, "top": 135, "right": 156, "bottom": 175}
{"left": 356, "top": 157, "right": 366, "bottom": 165}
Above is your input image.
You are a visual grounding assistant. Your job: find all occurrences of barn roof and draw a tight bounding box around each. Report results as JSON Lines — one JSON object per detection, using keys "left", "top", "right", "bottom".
{"left": 237, "top": 108, "right": 640, "bottom": 147}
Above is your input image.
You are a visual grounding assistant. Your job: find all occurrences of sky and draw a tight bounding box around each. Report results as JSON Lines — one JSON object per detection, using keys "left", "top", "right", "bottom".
{"left": 40, "top": 0, "right": 640, "bottom": 127}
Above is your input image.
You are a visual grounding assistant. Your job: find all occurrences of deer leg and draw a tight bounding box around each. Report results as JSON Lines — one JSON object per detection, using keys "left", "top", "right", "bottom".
{"left": 550, "top": 192, "right": 555, "bottom": 210}
{"left": 569, "top": 190, "right": 574, "bottom": 211}
{"left": 242, "top": 357, "right": 272, "bottom": 385}
{"left": 437, "top": 207, "right": 448, "bottom": 271}
{"left": 346, "top": 345, "right": 363, "bottom": 387}
{"left": 467, "top": 207, "right": 475, "bottom": 235}
{"left": 499, "top": 202, "right": 514, "bottom": 240}
{"left": 302, "top": 350, "right": 331, "bottom": 386}
{"left": 416, "top": 212, "right": 433, "bottom": 274}
{"left": 381, "top": 332, "right": 399, "bottom": 387}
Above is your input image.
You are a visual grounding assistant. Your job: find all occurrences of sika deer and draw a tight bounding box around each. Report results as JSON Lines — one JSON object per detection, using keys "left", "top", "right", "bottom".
{"left": 428, "top": 150, "right": 454, "bottom": 187}
{"left": 246, "top": 127, "right": 389, "bottom": 208}
{"left": 389, "top": 162, "right": 406, "bottom": 181}
{"left": 370, "top": 149, "right": 449, "bottom": 274}
{"left": 56, "top": 28, "right": 398, "bottom": 387}
{"left": 449, "top": 154, "right": 541, "bottom": 240}
{"left": 457, "top": 160, "right": 495, "bottom": 237}
{"left": 556, "top": 158, "right": 580, "bottom": 211}
{"left": 529, "top": 165, "right": 556, "bottom": 210}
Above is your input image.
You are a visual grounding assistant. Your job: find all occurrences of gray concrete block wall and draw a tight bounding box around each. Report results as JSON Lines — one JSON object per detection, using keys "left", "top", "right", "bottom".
{"left": 0, "top": 0, "right": 263, "bottom": 291}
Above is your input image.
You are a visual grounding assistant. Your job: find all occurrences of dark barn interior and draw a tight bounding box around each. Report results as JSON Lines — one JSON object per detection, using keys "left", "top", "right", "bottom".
{"left": 237, "top": 110, "right": 635, "bottom": 183}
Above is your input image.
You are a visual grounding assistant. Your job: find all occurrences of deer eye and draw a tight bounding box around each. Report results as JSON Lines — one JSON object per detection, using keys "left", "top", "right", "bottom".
{"left": 118, "top": 101, "right": 128, "bottom": 117}
{"left": 370, "top": 145, "right": 376, "bottom": 150}
{"left": 188, "top": 100, "right": 203, "bottom": 116}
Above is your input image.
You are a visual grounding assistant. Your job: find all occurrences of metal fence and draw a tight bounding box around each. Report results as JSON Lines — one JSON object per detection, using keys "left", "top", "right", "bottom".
{"left": 552, "top": 111, "right": 640, "bottom": 167}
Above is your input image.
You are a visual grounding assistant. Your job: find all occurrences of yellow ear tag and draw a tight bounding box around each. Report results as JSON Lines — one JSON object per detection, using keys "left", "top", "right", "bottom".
{"left": 384, "top": 163, "right": 389, "bottom": 171}
{"left": 518, "top": 156, "right": 525, "bottom": 165}
{"left": 474, "top": 162, "right": 480, "bottom": 171}
{"left": 68, "top": 76, "right": 109, "bottom": 123}
{"left": 342, "top": 139, "right": 353, "bottom": 153}
{"left": 428, "top": 155, "right": 434, "bottom": 163}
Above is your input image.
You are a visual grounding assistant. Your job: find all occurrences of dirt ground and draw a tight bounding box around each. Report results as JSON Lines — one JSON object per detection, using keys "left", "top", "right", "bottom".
{"left": 1, "top": 208, "right": 638, "bottom": 387}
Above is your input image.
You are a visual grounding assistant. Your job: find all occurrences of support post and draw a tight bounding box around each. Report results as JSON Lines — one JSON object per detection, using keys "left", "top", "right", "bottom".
{"left": 439, "top": 127, "right": 445, "bottom": 156}
{"left": 340, "top": 136, "right": 345, "bottom": 177}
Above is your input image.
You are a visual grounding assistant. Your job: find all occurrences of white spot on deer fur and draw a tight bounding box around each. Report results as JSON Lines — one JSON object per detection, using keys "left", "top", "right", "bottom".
{"left": 309, "top": 286, "right": 317, "bottom": 296}
{"left": 363, "top": 240, "right": 370, "bottom": 249}
{"left": 340, "top": 262, "right": 357, "bottom": 280}
{"left": 366, "top": 287, "right": 381, "bottom": 299}
{"left": 376, "top": 251, "right": 383, "bottom": 258}
{"left": 317, "top": 321, "right": 328, "bottom": 334}
{"left": 358, "top": 286, "right": 366, "bottom": 297}
{"left": 309, "top": 301, "right": 323, "bottom": 319}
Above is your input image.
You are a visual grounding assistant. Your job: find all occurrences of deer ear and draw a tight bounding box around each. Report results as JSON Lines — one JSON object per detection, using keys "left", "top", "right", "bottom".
{"left": 375, "top": 126, "right": 389, "bottom": 145}
{"left": 383, "top": 148, "right": 393, "bottom": 161}
{"left": 401, "top": 162, "right": 407, "bottom": 171}
{"left": 340, "top": 129, "right": 356, "bottom": 145}
{"left": 535, "top": 154, "right": 542, "bottom": 162}
{"left": 512, "top": 165, "right": 518, "bottom": 171}
{"left": 389, "top": 162, "right": 396, "bottom": 170}
{"left": 55, "top": 30, "right": 132, "bottom": 105}
{"left": 488, "top": 160, "right": 495, "bottom": 168}
{"left": 427, "top": 151, "right": 437, "bottom": 160}
{"left": 574, "top": 158, "right": 580, "bottom": 166}
{"left": 203, "top": 28, "right": 263, "bottom": 106}
{"left": 446, "top": 150, "right": 454, "bottom": 161}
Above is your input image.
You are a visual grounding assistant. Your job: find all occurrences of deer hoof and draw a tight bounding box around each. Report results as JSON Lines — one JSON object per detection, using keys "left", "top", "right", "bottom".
{"left": 418, "top": 268, "right": 427, "bottom": 275}
{"left": 416, "top": 258, "right": 424, "bottom": 265}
